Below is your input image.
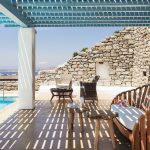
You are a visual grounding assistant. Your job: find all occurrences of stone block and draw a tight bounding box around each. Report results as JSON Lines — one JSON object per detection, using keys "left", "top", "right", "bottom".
{"left": 106, "top": 46, "right": 112, "bottom": 50}
{"left": 115, "top": 80, "right": 121, "bottom": 85}
{"left": 89, "top": 63, "right": 95, "bottom": 68}
{"left": 124, "top": 34, "right": 132, "bottom": 40}
{"left": 113, "top": 44, "right": 119, "bottom": 49}
{"left": 126, "top": 82, "right": 132, "bottom": 86}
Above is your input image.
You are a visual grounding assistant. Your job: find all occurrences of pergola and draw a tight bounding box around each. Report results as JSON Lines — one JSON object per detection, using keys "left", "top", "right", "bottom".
{"left": 0, "top": 0, "right": 150, "bottom": 109}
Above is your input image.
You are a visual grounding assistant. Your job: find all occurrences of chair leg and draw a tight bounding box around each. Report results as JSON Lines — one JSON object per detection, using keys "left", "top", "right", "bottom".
{"left": 69, "top": 92, "right": 73, "bottom": 102}
{"left": 70, "top": 96, "right": 73, "bottom": 102}
{"left": 50, "top": 94, "right": 54, "bottom": 101}
{"left": 58, "top": 93, "right": 61, "bottom": 101}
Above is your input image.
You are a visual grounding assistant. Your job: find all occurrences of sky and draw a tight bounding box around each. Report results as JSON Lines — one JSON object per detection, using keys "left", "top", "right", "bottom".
{"left": 0, "top": 27, "right": 122, "bottom": 70}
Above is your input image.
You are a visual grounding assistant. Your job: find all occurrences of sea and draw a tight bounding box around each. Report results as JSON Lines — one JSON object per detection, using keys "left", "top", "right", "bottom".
{"left": 0, "top": 71, "right": 39, "bottom": 75}
{"left": 0, "top": 72, "right": 17, "bottom": 75}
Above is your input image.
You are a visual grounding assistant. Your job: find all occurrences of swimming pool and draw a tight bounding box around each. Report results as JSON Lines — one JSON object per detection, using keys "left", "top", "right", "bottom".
{"left": 0, "top": 97, "right": 16, "bottom": 110}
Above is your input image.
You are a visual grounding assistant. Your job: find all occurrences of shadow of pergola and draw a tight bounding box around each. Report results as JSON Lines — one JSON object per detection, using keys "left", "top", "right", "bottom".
{"left": 0, "top": 98, "right": 131, "bottom": 150}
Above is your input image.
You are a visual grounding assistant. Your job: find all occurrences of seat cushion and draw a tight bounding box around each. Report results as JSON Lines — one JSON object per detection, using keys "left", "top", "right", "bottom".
{"left": 111, "top": 104, "right": 144, "bottom": 131}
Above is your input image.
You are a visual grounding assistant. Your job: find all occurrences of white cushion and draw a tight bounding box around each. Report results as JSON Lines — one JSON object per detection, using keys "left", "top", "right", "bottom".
{"left": 111, "top": 104, "right": 144, "bottom": 130}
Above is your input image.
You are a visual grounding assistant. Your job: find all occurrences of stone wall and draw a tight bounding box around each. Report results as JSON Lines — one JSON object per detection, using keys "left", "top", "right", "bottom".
{"left": 36, "top": 27, "right": 150, "bottom": 89}
{"left": 132, "top": 28, "right": 150, "bottom": 86}
{"left": 0, "top": 81, "right": 18, "bottom": 91}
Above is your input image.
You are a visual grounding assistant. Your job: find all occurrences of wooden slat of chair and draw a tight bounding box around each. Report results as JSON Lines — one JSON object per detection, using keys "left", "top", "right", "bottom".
{"left": 140, "top": 86, "right": 148, "bottom": 109}
{"left": 141, "top": 97, "right": 150, "bottom": 111}
{"left": 132, "top": 89, "right": 137, "bottom": 107}
{"left": 123, "top": 92, "right": 126, "bottom": 100}
{"left": 128, "top": 91, "right": 132, "bottom": 106}
{"left": 117, "top": 95, "right": 120, "bottom": 102}
{"left": 137, "top": 87, "right": 142, "bottom": 108}
{"left": 131, "top": 90, "right": 135, "bottom": 106}
{"left": 148, "top": 85, "right": 150, "bottom": 94}
{"left": 119, "top": 94, "right": 122, "bottom": 101}
{"left": 141, "top": 85, "right": 150, "bottom": 111}
{"left": 139, "top": 115, "right": 146, "bottom": 150}
{"left": 146, "top": 111, "right": 150, "bottom": 150}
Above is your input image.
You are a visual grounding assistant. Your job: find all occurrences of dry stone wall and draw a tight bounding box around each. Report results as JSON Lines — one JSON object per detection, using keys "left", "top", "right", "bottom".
{"left": 0, "top": 81, "right": 18, "bottom": 91}
{"left": 35, "top": 27, "right": 150, "bottom": 89}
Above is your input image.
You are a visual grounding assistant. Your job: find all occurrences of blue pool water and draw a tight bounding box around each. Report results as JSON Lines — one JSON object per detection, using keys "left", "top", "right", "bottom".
{"left": 0, "top": 97, "right": 16, "bottom": 110}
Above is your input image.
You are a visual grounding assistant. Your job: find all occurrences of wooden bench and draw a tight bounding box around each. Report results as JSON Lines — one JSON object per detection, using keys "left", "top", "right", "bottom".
{"left": 111, "top": 84, "right": 150, "bottom": 150}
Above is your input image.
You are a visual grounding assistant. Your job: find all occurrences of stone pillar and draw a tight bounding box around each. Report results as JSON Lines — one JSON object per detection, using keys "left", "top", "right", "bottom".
{"left": 18, "top": 28, "right": 36, "bottom": 109}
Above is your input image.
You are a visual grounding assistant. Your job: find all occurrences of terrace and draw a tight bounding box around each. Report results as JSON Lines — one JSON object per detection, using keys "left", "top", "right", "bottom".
{"left": 0, "top": 0, "right": 150, "bottom": 149}
{"left": 0, "top": 91, "right": 131, "bottom": 150}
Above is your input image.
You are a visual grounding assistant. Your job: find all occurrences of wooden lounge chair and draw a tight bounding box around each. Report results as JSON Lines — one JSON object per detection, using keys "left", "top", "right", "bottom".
{"left": 80, "top": 81, "right": 98, "bottom": 103}
{"left": 111, "top": 84, "right": 150, "bottom": 150}
{"left": 50, "top": 74, "right": 73, "bottom": 101}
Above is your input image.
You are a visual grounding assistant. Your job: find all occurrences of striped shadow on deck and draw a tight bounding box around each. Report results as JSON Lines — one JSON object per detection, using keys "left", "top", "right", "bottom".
{"left": 0, "top": 100, "right": 130, "bottom": 150}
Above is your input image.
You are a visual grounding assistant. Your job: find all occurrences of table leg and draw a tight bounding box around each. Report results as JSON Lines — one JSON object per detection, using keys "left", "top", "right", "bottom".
{"left": 78, "top": 112, "right": 83, "bottom": 132}
{"left": 107, "top": 119, "right": 116, "bottom": 149}
{"left": 94, "top": 118, "right": 100, "bottom": 150}
{"left": 68, "top": 109, "right": 74, "bottom": 132}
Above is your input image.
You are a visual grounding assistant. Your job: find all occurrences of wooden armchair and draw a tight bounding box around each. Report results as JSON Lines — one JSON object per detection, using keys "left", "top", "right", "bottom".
{"left": 111, "top": 84, "right": 150, "bottom": 150}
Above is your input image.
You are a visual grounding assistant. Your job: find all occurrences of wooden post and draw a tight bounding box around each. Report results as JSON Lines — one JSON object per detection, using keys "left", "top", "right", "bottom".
{"left": 107, "top": 118, "right": 116, "bottom": 149}
{"left": 94, "top": 118, "right": 100, "bottom": 150}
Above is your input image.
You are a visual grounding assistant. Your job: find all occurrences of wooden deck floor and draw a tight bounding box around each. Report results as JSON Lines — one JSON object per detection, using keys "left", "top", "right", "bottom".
{"left": 0, "top": 98, "right": 131, "bottom": 150}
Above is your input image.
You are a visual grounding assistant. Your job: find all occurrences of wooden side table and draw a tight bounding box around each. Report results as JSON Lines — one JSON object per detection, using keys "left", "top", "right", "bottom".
{"left": 66, "top": 102, "right": 88, "bottom": 132}
{"left": 87, "top": 109, "right": 118, "bottom": 150}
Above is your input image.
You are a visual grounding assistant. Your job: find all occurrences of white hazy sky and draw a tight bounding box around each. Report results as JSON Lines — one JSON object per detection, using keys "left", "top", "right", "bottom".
{"left": 0, "top": 27, "right": 122, "bottom": 70}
